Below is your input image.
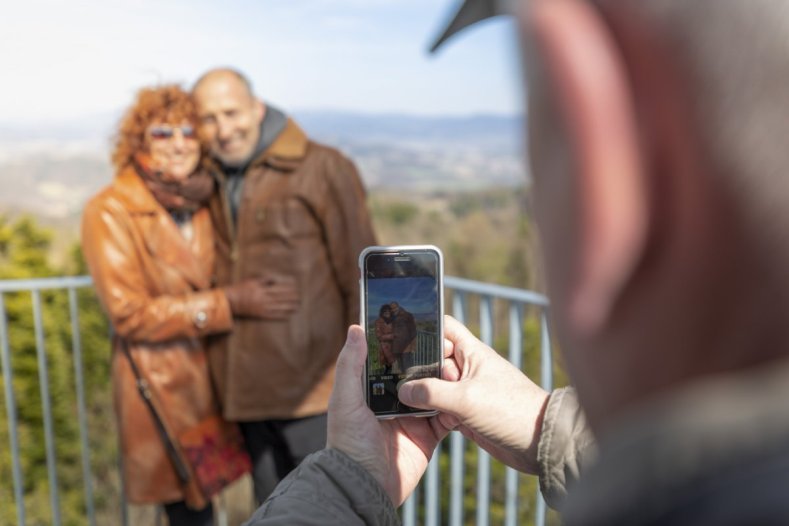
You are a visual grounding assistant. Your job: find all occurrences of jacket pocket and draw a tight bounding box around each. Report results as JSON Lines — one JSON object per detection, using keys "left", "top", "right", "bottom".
{"left": 255, "top": 198, "right": 320, "bottom": 242}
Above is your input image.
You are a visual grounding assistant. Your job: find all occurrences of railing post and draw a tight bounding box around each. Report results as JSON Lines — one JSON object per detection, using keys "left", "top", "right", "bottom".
{"left": 425, "top": 440, "right": 441, "bottom": 526}
{"left": 476, "top": 296, "right": 494, "bottom": 526}
{"left": 534, "top": 309, "right": 553, "bottom": 526}
{"left": 69, "top": 288, "right": 96, "bottom": 526}
{"left": 539, "top": 309, "right": 553, "bottom": 391}
{"left": 505, "top": 303, "right": 524, "bottom": 526}
{"left": 448, "top": 430, "right": 465, "bottom": 526}
{"left": 449, "top": 290, "right": 466, "bottom": 526}
{"left": 0, "top": 293, "right": 27, "bottom": 526}
{"left": 32, "top": 290, "right": 62, "bottom": 526}
{"left": 402, "top": 482, "right": 417, "bottom": 526}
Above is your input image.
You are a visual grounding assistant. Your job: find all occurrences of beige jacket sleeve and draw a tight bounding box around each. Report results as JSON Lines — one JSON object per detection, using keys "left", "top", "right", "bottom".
{"left": 244, "top": 448, "right": 400, "bottom": 526}
{"left": 537, "top": 386, "right": 597, "bottom": 510}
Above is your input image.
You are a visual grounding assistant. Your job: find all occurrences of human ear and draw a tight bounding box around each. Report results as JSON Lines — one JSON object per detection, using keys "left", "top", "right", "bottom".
{"left": 528, "top": 0, "right": 649, "bottom": 336}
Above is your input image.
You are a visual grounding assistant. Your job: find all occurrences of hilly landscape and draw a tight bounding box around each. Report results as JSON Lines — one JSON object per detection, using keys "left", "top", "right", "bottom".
{"left": 0, "top": 110, "right": 539, "bottom": 289}
{"left": 0, "top": 111, "right": 527, "bottom": 219}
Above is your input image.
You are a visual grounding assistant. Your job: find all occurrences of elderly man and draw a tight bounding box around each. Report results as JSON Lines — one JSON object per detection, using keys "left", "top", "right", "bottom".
{"left": 245, "top": 0, "right": 789, "bottom": 524}
{"left": 192, "top": 68, "right": 377, "bottom": 503}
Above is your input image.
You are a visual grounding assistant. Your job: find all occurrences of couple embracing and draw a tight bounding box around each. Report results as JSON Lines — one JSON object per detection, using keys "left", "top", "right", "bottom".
{"left": 374, "top": 301, "right": 416, "bottom": 374}
{"left": 81, "top": 69, "right": 376, "bottom": 524}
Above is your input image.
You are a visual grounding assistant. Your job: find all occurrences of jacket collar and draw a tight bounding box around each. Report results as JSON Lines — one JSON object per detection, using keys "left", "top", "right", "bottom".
{"left": 111, "top": 165, "right": 161, "bottom": 213}
{"left": 111, "top": 166, "right": 212, "bottom": 290}
{"left": 207, "top": 115, "right": 309, "bottom": 178}
{"left": 250, "top": 117, "right": 309, "bottom": 172}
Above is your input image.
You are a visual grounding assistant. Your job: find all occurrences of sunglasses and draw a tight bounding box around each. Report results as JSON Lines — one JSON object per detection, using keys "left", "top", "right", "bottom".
{"left": 148, "top": 125, "right": 197, "bottom": 140}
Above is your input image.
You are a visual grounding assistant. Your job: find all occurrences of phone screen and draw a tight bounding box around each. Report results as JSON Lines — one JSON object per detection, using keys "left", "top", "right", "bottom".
{"left": 362, "top": 247, "right": 443, "bottom": 417}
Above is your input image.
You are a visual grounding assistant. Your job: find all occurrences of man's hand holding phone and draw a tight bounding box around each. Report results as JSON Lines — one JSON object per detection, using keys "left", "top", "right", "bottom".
{"left": 327, "top": 325, "right": 451, "bottom": 506}
{"left": 326, "top": 316, "right": 550, "bottom": 508}
{"left": 398, "top": 315, "right": 551, "bottom": 475}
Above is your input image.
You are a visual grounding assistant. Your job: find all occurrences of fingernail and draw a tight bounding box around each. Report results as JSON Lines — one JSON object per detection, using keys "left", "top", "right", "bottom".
{"left": 347, "top": 326, "right": 362, "bottom": 345}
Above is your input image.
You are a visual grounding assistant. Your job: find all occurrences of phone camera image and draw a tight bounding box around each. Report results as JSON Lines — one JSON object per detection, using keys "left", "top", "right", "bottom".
{"left": 361, "top": 246, "right": 443, "bottom": 418}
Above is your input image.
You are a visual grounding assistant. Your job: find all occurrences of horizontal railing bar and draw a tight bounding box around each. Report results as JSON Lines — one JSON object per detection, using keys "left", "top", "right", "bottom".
{"left": 0, "top": 276, "right": 93, "bottom": 292}
{"left": 445, "top": 276, "right": 548, "bottom": 307}
{"left": 0, "top": 275, "right": 548, "bottom": 306}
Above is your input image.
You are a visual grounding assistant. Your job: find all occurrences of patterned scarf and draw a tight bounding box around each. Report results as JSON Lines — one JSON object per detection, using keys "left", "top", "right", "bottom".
{"left": 133, "top": 152, "right": 214, "bottom": 213}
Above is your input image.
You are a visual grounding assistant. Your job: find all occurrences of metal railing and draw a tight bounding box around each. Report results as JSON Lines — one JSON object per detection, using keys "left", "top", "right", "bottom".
{"left": 0, "top": 275, "right": 554, "bottom": 526}
{"left": 1, "top": 276, "right": 95, "bottom": 526}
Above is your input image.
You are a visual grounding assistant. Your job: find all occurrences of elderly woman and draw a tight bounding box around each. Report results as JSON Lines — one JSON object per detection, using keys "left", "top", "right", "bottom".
{"left": 81, "top": 85, "right": 277, "bottom": 525}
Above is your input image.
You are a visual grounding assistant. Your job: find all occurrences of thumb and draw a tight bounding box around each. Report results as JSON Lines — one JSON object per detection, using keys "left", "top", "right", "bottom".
{"left": 398, "top": 377, "right": 463, "bottom": 418}
{"left": 329, "top": 325, "right": 368, "bottom": 410}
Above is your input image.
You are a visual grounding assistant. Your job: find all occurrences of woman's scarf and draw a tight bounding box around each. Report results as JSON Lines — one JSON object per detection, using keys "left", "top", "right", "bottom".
{"left": 133, "top": 152, "right": 214, "bottom": 213}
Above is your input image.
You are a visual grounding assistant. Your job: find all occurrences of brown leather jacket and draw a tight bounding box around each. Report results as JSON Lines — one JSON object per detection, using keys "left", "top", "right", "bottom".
{"left": 81, "top": 167, "right": 233, "bottom": 504}
{"left": 391, "top": 309, "right": 417, "bottom": 355}
{"left": 207, "top": 118, "right": 376, "bottom": 421}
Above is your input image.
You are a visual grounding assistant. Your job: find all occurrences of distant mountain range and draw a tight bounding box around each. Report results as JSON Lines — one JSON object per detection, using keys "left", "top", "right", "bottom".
{"left": 0, "top": 111, "right": 528, "bottom": 219}
{"left": 296, "top": 110, "right": 523, "bottom": 151}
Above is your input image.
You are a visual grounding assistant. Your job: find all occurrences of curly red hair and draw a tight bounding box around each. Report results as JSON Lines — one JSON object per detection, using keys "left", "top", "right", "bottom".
{"left": 111, "top": 84, "right": 203, "bottom": 171}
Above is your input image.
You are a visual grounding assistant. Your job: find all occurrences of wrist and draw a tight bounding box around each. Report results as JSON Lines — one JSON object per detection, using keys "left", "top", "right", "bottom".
{"left": 223, "top": 288, "right": 239, "bottom": 313}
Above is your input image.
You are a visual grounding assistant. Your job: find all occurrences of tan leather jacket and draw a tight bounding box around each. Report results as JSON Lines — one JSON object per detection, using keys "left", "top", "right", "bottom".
{"left": 207, "top": 118, "right": 376, "bottom": 421}
{"left": 81, "top": 168, "right": 233, "bottom": 504}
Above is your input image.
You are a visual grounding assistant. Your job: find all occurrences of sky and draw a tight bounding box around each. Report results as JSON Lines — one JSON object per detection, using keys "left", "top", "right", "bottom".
{"left": 0, "top": 0, "right": 523, "bottom": 127}
{"left": 367, "top": 277, "right": 438, "bottom": 320}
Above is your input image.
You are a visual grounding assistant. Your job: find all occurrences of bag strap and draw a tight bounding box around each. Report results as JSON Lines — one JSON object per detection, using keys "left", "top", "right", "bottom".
{"left": 119, "top": 339, "right": 192, "bottom": 485}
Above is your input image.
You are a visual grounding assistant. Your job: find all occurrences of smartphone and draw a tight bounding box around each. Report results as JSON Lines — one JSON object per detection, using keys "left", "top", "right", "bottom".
{"left": 359, "top": 245, "right": 444, "bottom": 418}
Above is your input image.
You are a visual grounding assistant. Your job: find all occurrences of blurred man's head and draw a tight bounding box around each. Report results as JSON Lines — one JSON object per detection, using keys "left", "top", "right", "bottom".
{"left": 435, "top": 0, "right": 789, "bottom": 432}
{"left": 193, "top": 68, "right": 265, "bottom": 168}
